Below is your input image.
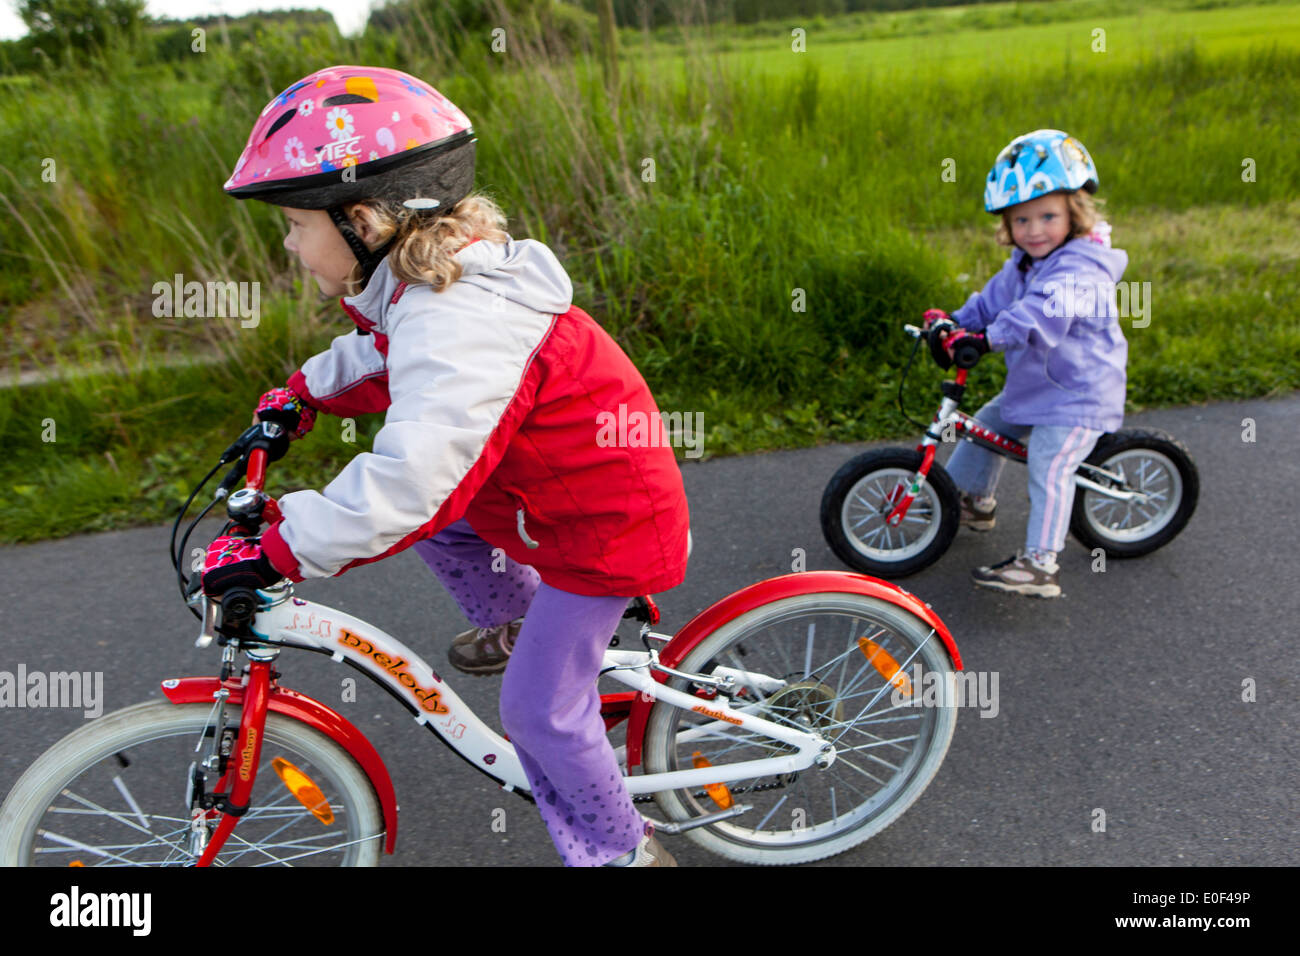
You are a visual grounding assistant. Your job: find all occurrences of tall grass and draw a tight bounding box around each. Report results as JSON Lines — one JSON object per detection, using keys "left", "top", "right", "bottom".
{"left": 1, "top": 1, "right": 1298, "bottom": 542}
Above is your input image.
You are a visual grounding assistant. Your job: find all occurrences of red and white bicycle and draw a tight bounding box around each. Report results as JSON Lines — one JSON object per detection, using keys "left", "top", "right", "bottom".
{"left": 0, "top": 421, "right": 962, "bottom": 866}
{"left": 821, "top": 323, "right": 1200, "bottom": 577}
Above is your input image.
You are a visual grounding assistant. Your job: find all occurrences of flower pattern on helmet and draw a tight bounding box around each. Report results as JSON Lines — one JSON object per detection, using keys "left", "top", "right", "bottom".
{"left": 284, "top": 137, "right": 308, "bottom": 170}
{"left": 325, "top": 106, "right": 355, "bottom": 141}
{"left": 273, "top": 80, "right": 310, "bottom": 110}
{"left": 223, "top": 66, "right": 473, "bottom": 195}
{"left": 398, "top": 75, "right": 427, "bottom": 96}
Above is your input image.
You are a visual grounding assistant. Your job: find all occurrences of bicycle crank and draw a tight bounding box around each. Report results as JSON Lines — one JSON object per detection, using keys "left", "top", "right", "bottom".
{"left": 645, "top": 802, "right": 755, "bottom": 835}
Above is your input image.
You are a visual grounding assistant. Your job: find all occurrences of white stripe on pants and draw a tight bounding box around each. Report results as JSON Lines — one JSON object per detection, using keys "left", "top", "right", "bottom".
{"left": 943, "top": 392, "right": 1102, "bottom": 554}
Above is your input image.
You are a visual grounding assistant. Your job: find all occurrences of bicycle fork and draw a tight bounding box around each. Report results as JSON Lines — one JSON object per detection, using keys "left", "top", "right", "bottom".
{"left": 884, "top": 371, "right": 970, "bottom": 527}
{"left": 192, "top": 651, "right": 275, "bottom": 867}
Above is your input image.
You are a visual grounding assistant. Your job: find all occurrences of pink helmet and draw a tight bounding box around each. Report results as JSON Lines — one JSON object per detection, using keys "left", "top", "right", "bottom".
{"left": 224, "top": 65, "right": 477, "bottom": 285}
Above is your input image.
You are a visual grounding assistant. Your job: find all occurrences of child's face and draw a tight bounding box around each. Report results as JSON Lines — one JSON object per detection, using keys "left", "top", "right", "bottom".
{"left": 281, "top": 206, "right": 378, "bottom": 296}
{"left": 1007, "top": 193, "right": 1070, "bottom": 257}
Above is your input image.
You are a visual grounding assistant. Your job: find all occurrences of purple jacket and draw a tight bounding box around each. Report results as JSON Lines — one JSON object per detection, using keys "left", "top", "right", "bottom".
{"left": 952, "top": 233, "right": 1129, "bottom": 432}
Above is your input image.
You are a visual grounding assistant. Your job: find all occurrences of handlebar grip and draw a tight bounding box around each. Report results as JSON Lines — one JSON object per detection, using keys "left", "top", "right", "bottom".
{"left": 220, "top": 588, "right": 261, "bottom": 627}
{"left": 953, "top": 341, "right": 984, "bottom": 370}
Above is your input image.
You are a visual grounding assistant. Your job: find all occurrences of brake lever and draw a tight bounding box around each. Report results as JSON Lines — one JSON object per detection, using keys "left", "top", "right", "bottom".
{"left": 196, "top": 597, "right": 220, "bottom": 648}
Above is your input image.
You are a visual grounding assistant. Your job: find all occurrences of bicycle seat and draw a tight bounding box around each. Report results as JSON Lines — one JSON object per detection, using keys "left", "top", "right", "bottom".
{"left": 623, "top": 595, "right": 661, "bottom": 625}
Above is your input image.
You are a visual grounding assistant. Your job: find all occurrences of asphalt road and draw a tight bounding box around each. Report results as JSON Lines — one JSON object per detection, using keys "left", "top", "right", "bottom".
{"left": 0, "top": 394, "right": 1295, "bottom": 867}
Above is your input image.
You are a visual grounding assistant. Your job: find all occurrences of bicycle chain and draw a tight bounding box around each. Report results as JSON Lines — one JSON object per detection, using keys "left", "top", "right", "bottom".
{"left": 632, "top": 774, "right": 795, "bottom": 804}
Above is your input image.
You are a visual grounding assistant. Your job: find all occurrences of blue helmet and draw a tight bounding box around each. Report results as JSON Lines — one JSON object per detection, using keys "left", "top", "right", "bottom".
{"left": 984, "top": 129, "right": 1099, "bottom": 213}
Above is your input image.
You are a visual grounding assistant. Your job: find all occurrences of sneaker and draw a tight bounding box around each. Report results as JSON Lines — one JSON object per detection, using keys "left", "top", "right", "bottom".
{"left": 603, "top": 833, "right": 677, "bottom": 867}
{"left": 959, "top": 493, "right": 997, "bottom": 531}
{"left": 971, "top": 553, "right": 1061, "bottom": 598}
{"left": 447, "top": 619, "right": 524, "bottom": 675}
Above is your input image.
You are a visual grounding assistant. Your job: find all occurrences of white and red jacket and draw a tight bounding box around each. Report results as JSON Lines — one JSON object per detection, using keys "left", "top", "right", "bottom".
{"left": 260, "top": 237, "right": 690, "bottom": 597}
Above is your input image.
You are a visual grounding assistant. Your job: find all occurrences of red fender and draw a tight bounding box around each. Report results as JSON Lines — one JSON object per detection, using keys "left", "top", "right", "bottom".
{"left": 624, "top": 572, "right": 961, "bottom": 768}
{"left": 160, "top": 677, "right": 398, "bottom": 855}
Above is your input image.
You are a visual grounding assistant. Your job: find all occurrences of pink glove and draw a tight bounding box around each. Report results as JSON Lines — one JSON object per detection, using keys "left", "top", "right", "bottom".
{"left": 922, "top": 309, "right": 950, "bottom": 331}
{"left": 201, "top": 533, "right": 284, "bottom": 597}
{"left": 254, "top": 386, "right": 316, "bottom": 440}
{"left": 942, "top": 328, "right": 989, "bottom": 366}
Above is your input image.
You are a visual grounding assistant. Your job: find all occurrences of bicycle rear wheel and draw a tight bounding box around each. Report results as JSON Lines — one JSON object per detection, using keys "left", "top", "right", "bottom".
{"left": 642, "top": 593, "right": 957, "bottom": 865}
{"left": 0, "top": 700, "right": 383, "bottom": 866}
{"left": 1070, "top": 429, "right": 1199, "bottom": 557}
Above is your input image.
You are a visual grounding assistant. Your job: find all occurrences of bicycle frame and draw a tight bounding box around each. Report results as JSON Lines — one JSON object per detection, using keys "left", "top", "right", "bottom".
{"left": 171, "top": 576, "right": 948, "bottom": 863}
{"left": 159, "top": 424, "right": 962, "bottom": 865}
{"left": 882, "top": 340, "right": 1145, "bottom": 529}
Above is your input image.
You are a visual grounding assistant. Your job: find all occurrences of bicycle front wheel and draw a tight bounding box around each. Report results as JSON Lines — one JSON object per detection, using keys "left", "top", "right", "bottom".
{"left": 643, "top": 593, "right": 957, "bottom": 865}
{"left": 820, "top": 449, "right": 960, "bottom": 577}
{"left": 0, "top": 700, "right": 383, "bottom": 866}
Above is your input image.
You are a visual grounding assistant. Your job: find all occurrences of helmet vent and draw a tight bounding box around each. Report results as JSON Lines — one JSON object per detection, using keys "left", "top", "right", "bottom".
{"left": 264, "top": 108, "right": 298, "bottom": 142}
{"left": 323, "top": 93, "right": 377, "bottom": 106}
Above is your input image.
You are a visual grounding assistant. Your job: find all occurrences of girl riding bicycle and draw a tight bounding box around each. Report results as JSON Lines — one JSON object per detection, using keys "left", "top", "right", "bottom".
{"left": 926, "top": 130, "right": 1128, "bottom": 598}
{"left": 203, "top": 66, "right": 690, "bottom": 866}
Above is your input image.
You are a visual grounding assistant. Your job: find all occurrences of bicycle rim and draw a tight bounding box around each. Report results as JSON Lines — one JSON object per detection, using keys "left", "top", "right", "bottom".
{"left": 0, "top": 701, "right": 383, "bottom": 866}
{"left": 841, "top": 469, "right": 943, "bottom": 561}
{"left": 644, "top": 594, "right": 957, "bottom": 865}
{"left": 1082, "top": 448, "right": 1183, "bottom": 542}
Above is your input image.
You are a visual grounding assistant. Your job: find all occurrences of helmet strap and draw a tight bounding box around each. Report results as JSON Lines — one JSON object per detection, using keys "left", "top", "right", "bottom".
{"left": 327, "top": 205, "right": 395, "bottom": 290}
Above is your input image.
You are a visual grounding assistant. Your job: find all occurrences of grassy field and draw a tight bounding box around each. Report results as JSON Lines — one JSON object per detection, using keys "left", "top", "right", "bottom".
{"left": 1, "top": 0, "right": 1297, "bottom": 543}
{"left": 707, "top": 1, "right": 1300, "bottom": 66}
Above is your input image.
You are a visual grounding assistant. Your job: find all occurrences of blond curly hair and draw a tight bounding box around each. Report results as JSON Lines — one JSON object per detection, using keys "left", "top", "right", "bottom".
{"left": 994, "top": 189, "right": 1106, "bottom": 247}
{"left": 340, "top": 192, "right": 510, "bottom": 296}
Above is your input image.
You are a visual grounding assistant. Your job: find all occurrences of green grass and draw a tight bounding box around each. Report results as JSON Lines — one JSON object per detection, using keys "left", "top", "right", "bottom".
{"left": 701, "top": 1, "right": 1300, "bottom": 68}
{"left": 1, "top": 0, "right": 1298, "bottom": 543}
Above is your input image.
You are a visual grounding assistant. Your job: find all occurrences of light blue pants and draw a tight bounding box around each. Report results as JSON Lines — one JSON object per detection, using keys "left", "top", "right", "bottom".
{"left": 943, "top": 393, "right": 1102, "bottom": 555}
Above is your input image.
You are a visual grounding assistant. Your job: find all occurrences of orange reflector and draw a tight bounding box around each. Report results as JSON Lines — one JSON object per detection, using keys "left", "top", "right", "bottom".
{"left": 272, "top": 757, "right": 334, "bottom": 824}
{"left": 691, "top": 751, "right": 734, "bottom": 809}
{"left": 69, "top": 860, "right": 84, "bottom": 867}
{"left": 858, "top": 637, "right": 912, "bottom": 697}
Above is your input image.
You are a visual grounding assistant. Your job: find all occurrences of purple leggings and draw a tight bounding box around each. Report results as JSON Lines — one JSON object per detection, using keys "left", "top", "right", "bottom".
{"left": 412, "top": 520, "right": 644, "bottom": 866}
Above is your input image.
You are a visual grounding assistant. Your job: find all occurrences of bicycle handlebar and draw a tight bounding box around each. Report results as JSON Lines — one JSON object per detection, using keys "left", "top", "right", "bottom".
{"left": 245, "top": 447, "right": 268, "bottom": 492}
{"left": 173, "top": 420, "right": 288, "bottom": 623}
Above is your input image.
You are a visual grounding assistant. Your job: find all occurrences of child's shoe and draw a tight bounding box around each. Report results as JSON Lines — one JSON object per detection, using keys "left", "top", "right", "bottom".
{"left": 971, "top": 552, "right": 1060, "bottom": 598}
{"left": 959, "top": 493, "right": 997, "bottom": 531}
{"left": 447, "top": 619, "right": 524, "bottom": 675}
{"left": 603, "top": 833, "right": 677, "bottom": 867}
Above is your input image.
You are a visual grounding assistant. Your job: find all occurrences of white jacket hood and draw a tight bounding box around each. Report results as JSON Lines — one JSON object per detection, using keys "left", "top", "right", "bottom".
{"left": 342, "top": 236, "right": 573, "bottom": 331}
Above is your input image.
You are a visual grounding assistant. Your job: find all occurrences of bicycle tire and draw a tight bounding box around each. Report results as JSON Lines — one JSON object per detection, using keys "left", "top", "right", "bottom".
{"left": 1070, "top": 429, "right": 1199, "bottom": 558}
{"left": 820, "top": 448, "right": 960, "bottom": 577}
{"left": 642, "top": 592, "right": 957, "bottom": 865}
{"left": 0, "top": 699, "right": 383, "bottom": 866}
